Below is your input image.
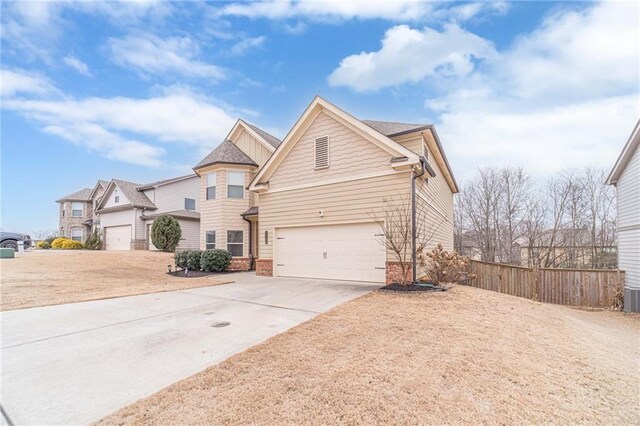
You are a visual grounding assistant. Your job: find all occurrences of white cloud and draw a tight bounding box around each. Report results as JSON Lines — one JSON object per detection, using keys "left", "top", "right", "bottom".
{"left": 328, "top": 24, "right": 496, "bottom": 92}
{"left": 0, "top": 68, "right": 58, "bottom": 97}
{"left": 108, "top": 33, "right": 225, "bottom": 79}
{"left": 63, "top": 56, "right": 92, "bottom": 77}
{"left": 229, "top": 35, "right": 267, "bottom": 56}
{"left": 2, "top": 70, "right": 238, "bottom": 167}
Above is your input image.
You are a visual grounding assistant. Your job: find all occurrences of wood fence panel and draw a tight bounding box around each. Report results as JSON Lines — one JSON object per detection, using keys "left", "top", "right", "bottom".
{"left": 466, "top": 260, "right": 624, "bottom": 308}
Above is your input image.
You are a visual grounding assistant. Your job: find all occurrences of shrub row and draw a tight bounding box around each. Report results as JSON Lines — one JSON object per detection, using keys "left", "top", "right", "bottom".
{"left": 51, "top": 237, "right": 83, "bottom": 250}
{"left": 174, "top": 249, "right": 232, "bottom": 272}
{"left": 36, "top": 241, "right": 51, "bottom": 249}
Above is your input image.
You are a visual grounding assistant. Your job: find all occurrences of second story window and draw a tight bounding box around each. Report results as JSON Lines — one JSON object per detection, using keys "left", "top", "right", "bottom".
{"left": 227, "top": 171, "right": 244, "bottom": 199}
{"left": 72, "top": 202, "right": 83, "bottom": 217}
{"left": 185, "top": 198, "right": 196, "bottom": 211}
{"left": 114, "top": 189, "right": 120, "bottom": 203}
{"left": 62, "top": 205, "right": 65, "bottom": 217}
{"left": 206, "top": 172, "right": 217, "bottom": 200}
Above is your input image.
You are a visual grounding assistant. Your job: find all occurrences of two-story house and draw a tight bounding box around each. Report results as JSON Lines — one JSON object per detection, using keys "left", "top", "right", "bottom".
{"left": 56, "top": 188, "right": 94, "bottom": 242}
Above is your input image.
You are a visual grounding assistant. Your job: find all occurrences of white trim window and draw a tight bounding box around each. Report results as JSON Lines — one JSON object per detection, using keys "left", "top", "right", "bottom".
{"left": 185, "top": 198, "right": 196, "bottom": 210}
{"left": 206, "top": 172, "right": 217, "bottom": 200}
{"left": 227, "top": 230, "right": 243, "bottom": 257}
{"left": 71, "top": 228, "right": 83, "bottom": 242}
{"left": 72, "top": 202, "right": 83, "bottom": 217}
{"left": 206, "top": 231, "right": 216, "bottom": 250}
{"left": 227, "top": 171, "right": 244, "bottom": 199}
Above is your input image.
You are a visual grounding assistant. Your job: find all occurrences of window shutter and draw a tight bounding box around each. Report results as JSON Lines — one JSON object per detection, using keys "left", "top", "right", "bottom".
{"left": 314, "top": 136, "right": 329, "bottom": 169}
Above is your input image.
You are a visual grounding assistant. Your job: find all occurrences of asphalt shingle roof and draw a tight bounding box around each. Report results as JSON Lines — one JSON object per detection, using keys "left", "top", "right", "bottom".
{"left": 138, "top": 174, "right": 197, "bottom": 191}
{"left": 194, "top": 140, "right": 258, "bottom": 170}
{"left": 362, "top": 120, "right": 431, "bottom": 137}
{"left": 111, "top": 179, "right": 157, "bottom": 210}
{"left": 241, "top": 206, "right": 258, "bottom": 216}
{"left": 56, "top": 188, "right": 93, "bottom": 202}
{"left": 243, "top": 121, "right": 282, "bottom": 148}
{"left": 140, "top": 209, "right": 200, "bottom": 221}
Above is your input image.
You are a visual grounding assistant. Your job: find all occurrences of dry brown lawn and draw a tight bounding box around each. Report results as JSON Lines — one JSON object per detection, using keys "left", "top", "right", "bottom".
{"left": 0, "top": 250, "right": 228, "bottom": 311}
{"left": 98, "top": 285, "right": 640, "bottom": 425}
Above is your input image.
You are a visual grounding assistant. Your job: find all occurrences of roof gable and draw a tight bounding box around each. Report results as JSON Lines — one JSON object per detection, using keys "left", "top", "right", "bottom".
{"left": 607, "top": 119, "right": 640, "bottom": 185}
{"left": 96, "top": 179, "right": 156, "bottom": 211}
{"left": 249, "top": 96, "right": 420, "bottom": 191}
{"left": 88, "top": 179, "right": 109, "bottom": 200}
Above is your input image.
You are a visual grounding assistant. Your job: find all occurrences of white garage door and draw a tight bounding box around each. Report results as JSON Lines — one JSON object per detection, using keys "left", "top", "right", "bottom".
{"left": 105, "top": 225, "right": 131, "bottom": 251}
{"left": 275, "top": 222, "right": 385, "bottom": 283}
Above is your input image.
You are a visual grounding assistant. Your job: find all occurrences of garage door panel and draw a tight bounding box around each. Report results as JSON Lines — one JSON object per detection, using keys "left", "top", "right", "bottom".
{"left": 275, "top": 222, "right": 385, "bottom": 283}
{"left": 105, "top": 225, "right": 131, "bottom": 251}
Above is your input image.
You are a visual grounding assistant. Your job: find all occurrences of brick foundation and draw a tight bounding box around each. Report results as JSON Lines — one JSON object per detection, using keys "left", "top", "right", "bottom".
{"left": 228, "top": 257, "right": 251, "bottom": 271}
{"left": 130, "top": 239, "right": 146, "bottom": 250}
{"left": 255, "top": 258, "right": 273, "bottom": 276}
{"left": 385, "top": 261, "right": 413, "bottom": 284}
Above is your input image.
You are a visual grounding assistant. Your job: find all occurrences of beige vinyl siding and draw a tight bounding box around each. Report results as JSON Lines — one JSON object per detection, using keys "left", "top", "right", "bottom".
{"left": 617, "top": 145, "right": 640, "bottom": 289}
{"left": 142, "top": 176, "right": 199, "bottom": 212}
{"left": 258, "top": 171, "right": 412, "bottom": 260}
{"left": 268, "top": 111, "right": 394, "bottom": 189}
{"left": 198, "top": 166, "right": 252, "bottom": 256}
{"left": 100, "top": 209, "right": 135, "bottom": 238}
{"left": 415, "top": 142, "right": 454, "bottom": 251}
{"left": 393, "top": 134, "right": 423, "bottom": 155}
{"left": 103, "top": 185, "right": 130, "bottom": 208}
{"left": 233, "top": 129, "right": 273, "bottom": 167}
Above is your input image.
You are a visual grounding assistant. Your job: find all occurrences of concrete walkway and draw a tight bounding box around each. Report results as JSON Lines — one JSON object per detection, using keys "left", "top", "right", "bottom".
{"left": 1, "top": 273, "right": 379, "bottom": 425}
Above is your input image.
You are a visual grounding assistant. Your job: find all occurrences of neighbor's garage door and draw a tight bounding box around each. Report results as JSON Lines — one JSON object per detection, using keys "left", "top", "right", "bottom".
{"left": 104, "top": 225, "right": 131, "bottom": 250}
{"left": 275, "top": 222, "right": 385, "bottom": 283}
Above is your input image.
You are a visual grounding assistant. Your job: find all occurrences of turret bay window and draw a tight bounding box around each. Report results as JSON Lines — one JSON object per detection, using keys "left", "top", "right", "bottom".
{"left": 227, "top": 230, "right": 243, "bottom": 257}
{"left": 72, "top": 202, "right": 83, "bottom": 217}
{"left": 206, "top": 172, "right": 217, "bottom": 200}
{"left": 206, "top": 231, "right": 216, "bottom": 250}
{"left": 227, "top": 171, "right": 244, "bottom": 199}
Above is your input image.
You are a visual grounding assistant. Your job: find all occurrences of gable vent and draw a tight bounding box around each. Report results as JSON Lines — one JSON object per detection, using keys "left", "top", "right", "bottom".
{"left": 314, "top": 136, "right": 329, "bottom": 169}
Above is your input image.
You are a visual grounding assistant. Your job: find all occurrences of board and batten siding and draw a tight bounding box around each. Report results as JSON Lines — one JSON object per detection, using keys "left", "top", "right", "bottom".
{"left": 617, "top": 145, "right": 640, "bottom": 290}
{"left": 267, "top": 111, "right": 394, "bottom": 189}
{"left": 258, "top": 171, "right": 412, "bottom": 260}
{"left": 233, "top": 129, "right": 273, "bottom": 167}
{"left": 142, "top": 176, "right": 199, "bottom": 213}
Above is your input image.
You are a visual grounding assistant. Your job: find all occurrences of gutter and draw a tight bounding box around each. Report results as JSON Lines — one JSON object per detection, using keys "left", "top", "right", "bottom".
{"left": 411, "top": 156, "right": 427, "bottom": 282}
{"left": 242, "top": 214, "right": 254, "bottom": 270}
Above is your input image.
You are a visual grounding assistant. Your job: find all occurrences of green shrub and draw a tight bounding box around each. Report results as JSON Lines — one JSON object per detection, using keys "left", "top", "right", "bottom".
{"left": 174, "top": 250, "right": 190, "bottom": 269}
{"left": 200, "top": 249, "right": 232, "bottom": 272}
{"left": 150, "top": 215, "right": 182, "bottom": 252}
{"left": 84, "top": 229, "right": 102, "bottom": 250}
{"left": 186, "top": 250, "right": 203, "bottom": 271}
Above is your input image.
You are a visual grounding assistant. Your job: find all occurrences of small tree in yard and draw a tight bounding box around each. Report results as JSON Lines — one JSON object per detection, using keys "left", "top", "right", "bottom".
{"left": 151, "top": 215, "right": 182, "bottom": 252}
{"left": 370, "top": 196, "right": 413, "bottom": 286}
{"left": 418, "top": 244, "right": 471, "bottom": 285}
{"left": 84, "top": 229, "right": 102, "bottom": 250}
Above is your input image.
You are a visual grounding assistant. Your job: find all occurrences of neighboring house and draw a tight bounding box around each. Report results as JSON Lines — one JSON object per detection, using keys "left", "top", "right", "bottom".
{"left": 607, "top": 119, "right": 640, "bottom": 312}
{"left": 56, "top": 187, "right": 94, "bottom": 242}
{"left": 193, "top": 119, "right": 282, "bottom": 271}
{"left": 95, "top": 175, "right": 200, "bottom": 250}
{"left": 237, "top": 96, "right": 457, "bottom": 283}
{"left": 87, "top": 179, "right": 110, "bottom": 232}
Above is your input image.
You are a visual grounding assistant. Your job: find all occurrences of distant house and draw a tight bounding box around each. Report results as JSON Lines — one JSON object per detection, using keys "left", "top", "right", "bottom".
{"left": 607, "top": 119, "right": 640, "bottom": 312}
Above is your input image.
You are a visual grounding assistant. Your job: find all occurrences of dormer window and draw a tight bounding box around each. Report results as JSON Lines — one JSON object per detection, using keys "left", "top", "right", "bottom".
{"left": 314, "top": 136, "right": 329, "bottom": 169}
{"left": 114, "top": 189, "right": 119, "bottom": 203}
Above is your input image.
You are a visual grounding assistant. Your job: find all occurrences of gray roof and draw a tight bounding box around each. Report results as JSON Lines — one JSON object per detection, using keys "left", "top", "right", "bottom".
{"left": 138, "top": 174, "right": 197, "bottom": 191}
{"left": 140, "top": 209, "right": 200, "bottom": 221}
{"left": 241, "top": 206, "right": 258, "bottom": 216}
{"left": 111, "top": 179, "right": 157, "bottom": 210}
{"left": 194, "top": 140, "right": 258, "bottom": 170}
{"left": 97, "top": 180, "right": 109, "bottom": 189}
{"left": 362, "top": 120, "right": 431, "bottom": 137}
{"left": 243, "top": 121, "right": 282, "bottom": 148}
{"left": 56, "top": 188, "right": 93, "bottom": 202}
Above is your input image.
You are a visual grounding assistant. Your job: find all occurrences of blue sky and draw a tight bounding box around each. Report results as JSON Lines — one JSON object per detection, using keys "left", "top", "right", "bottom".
{"left": 1, "top": 0, "right": 638, "bottom": 235}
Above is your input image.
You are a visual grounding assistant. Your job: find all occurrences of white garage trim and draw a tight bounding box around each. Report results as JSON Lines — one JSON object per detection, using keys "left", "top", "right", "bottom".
{"left": 273, "top": 221, "right": 386, "bottom": 283}
{"left": 104, "top": 225, "right": 131, "bottom": 251}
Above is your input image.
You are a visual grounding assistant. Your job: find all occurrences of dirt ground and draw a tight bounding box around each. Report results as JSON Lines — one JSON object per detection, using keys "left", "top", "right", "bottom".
{"left": 0, "top": 250, "right": 228, "bottom": 311}
{"left": 98, "top": 285, "right": 640, "bottom": 425}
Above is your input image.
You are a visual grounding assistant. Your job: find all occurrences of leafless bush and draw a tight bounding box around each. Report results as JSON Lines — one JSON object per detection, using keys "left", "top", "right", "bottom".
{"left": 417, "top": 244, "right": 471, "bottom": 285}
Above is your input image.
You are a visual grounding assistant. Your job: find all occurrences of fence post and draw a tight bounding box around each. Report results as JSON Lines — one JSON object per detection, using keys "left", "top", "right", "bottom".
{"left": 533, "top": 266, "right": 539, "bottom": 302}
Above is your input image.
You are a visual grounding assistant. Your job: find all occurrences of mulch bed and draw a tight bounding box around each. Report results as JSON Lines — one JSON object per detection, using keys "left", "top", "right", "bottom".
{"left": 167, "top": 270, "right": 220, "bottom": 278}
{"left": 380, "top": 282, "right": 448, "bottom": 292}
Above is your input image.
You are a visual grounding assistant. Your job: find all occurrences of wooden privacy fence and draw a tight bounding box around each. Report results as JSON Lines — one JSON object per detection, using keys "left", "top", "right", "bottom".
{"left": 466, "top": 260, "right": 624, "bottom": 308}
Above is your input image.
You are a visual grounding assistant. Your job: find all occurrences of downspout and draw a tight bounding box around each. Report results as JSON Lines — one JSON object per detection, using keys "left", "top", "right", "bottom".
{"left": 412, "top": 156, "right": 427, "bottom": 283}
{"left": 242, "top": 215, "right": 254, "bottom": 270}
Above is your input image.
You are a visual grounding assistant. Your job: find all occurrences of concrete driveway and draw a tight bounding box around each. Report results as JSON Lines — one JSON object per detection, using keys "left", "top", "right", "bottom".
{"left": 1, "top": 273, "right": 379, "bottom": 425}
